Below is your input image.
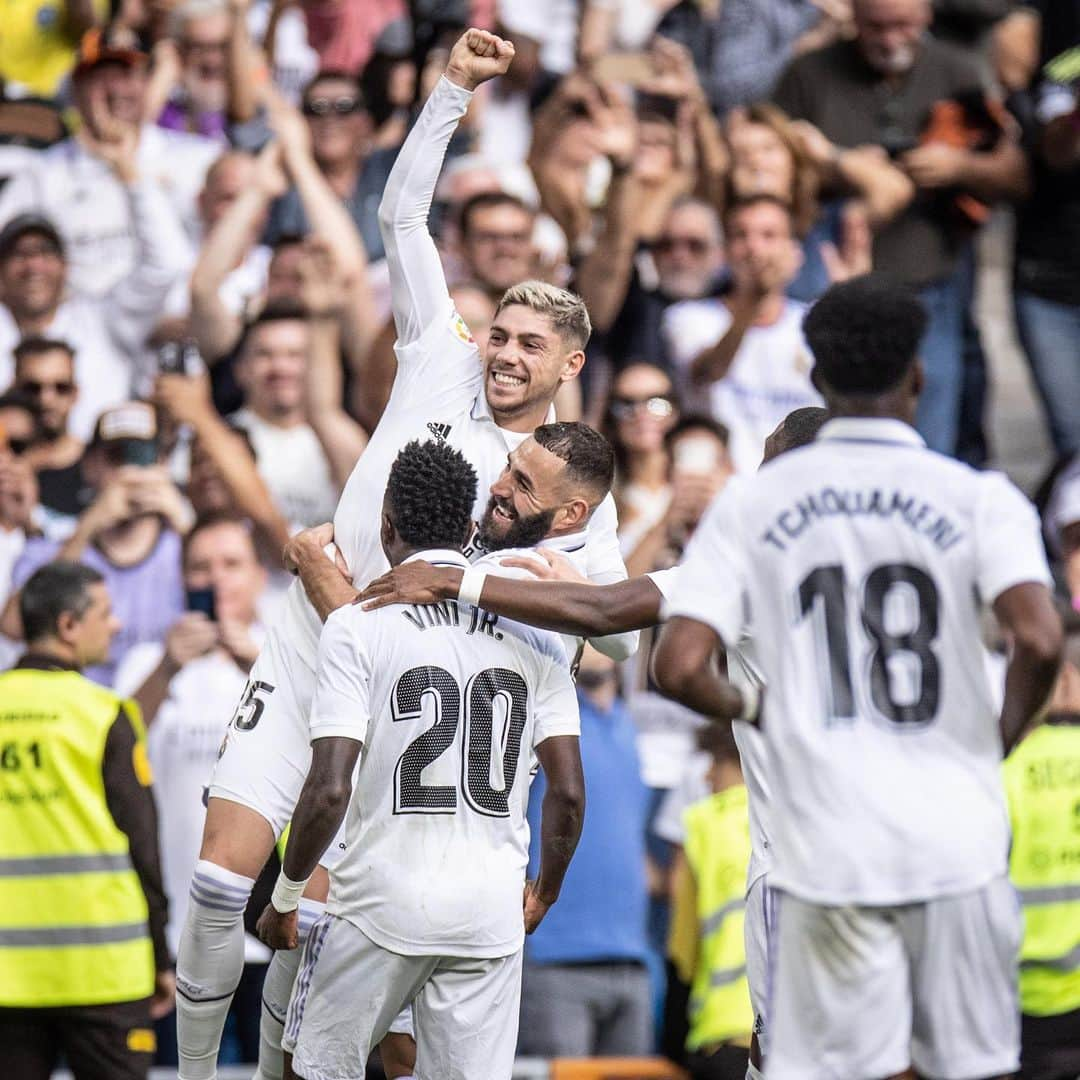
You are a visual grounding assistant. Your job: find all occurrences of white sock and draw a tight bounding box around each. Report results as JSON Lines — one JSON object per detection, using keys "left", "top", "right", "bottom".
{"left": 176, "top": 860, "right": 254, "bottom": 1080}
{"left": 256, "top": 898, "right": 326, "bottom": 1080}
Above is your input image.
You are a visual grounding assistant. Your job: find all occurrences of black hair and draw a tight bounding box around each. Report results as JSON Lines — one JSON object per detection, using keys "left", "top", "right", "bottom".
{"left": 533, "top": 422, "right": 615, "bottom": 502}
{"left": 385, "top": 439, "right": 478, "bottom": 550}
{"left": 182, "top": 510, "right": 256, "bottom": 564}
{"left": 0, "top": 387, "right": 37, "bottom": 415}
{"left": 804, "top": 275, "right": 927, "bottom": 396}
{"left": 236, "top": 298, "right": 308, "bottom": 359}
{"left": 723, "top": 192, "right": 796, "bottom": 234}
{"left": 14, "top": 336, "right": 75, "bottom": 367}
{"left": 20, "top": 561, "right": 104, "bottom": 643}
{"left": 458, "top": 191, "right": 534, "bottom": 238}
{"left": 665, "top": 414, "right": 730, "bottom": 452}
{"left": 778, "top": 406, "right": 829, "bottom": 451}
{"left": 303, "top": 69, "right": 363, "bottom": 103}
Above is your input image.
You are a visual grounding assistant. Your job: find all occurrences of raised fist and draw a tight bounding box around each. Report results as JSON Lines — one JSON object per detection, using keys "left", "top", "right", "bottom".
{"left": 445, "top": 28, "right": 515, "bottom": 92}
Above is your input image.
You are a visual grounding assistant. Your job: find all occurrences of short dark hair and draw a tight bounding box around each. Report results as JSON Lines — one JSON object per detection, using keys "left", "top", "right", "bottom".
{"left": 0, "top": 387, "right": 37, "bottom": 416}
{"left": 459, "top": 191, "right": 534, "bottom": 238}
{"left": 237, "top": 299, "right": 308, "bottom": 359}
{"left": 182, "top": 510, "right": 255, "bottom": 565}
{"left": 303, "top": 69, "right": 363, "bottom": 103}
{"left": 385, "top": 440, "right": 478, "bottom": 550}
{"left": 14, "top": 336, "right": 75, "bottom": 369}
{"left": 804, "top": 275, "right": 927, "bottom": 396}
{"left": 779, "top": 406, "right": 829, "bottom": 452}
{"left": 534, "top": 422, "right": 615, "bottom": 503}
{"left": 20, "top": 561, "right": 104, "bottom": 643}
{"left": 666, "top": 414, "right": 730, "bottom": 452}
{"left": 723, "top": 192, "right": 795, "bottom": 235}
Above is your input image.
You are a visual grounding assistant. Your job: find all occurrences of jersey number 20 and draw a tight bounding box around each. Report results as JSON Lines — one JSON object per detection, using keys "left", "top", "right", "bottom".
{"left": 392, "top": 665, "right": 528, "bottom": 817}
{"left": 798, "top": 562, "right": 941, "bottom": 727}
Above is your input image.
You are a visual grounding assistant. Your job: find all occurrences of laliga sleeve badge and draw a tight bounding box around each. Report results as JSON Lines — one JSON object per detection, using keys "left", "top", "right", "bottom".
{"left": 451, "top": 311, "right": 476, "bottom": 345}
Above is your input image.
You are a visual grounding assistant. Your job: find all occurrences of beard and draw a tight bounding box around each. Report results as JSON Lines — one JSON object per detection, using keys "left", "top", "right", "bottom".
{"left": 477, "top": 495, "right": 555, "bottom": 552}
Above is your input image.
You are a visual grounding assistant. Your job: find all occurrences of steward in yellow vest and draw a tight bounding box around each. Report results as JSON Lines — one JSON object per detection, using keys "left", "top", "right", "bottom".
{"left": 667, "top": 727, "right": 753, "bottom": 1080}
{"left": 0, "top": 562, "right": 173, "bottom": 1079}
{"left": 1005, "top": 680, "right": 1080, "bottom": 1080}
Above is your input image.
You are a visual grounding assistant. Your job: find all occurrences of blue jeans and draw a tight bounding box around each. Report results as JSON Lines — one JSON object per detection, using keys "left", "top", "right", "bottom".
{"left": 1015, "top": 290, "right": 1080, "bottom": 458}
{"left": 916, "top": 266, "right": 966, "bottom": 456}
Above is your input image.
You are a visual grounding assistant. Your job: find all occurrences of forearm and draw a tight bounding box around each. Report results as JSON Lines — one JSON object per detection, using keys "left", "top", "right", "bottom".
{"left": 289, "top": 155, "right": 365, "bottom": 278}
{"left": 227, "top": 7, "right": 258, "bottom": 124}
{"left": 58, "top": 516, "right": 97, "bottom": 561}
{"left": 130, "top": 658, "right": 178, "bottom": 728}
{"left": 377, "top": 76, "right": 470, "bottom": 344}
{"left": 281, "top": 765, "right": 353, "bottom": 882}
{"left": 1000, "top": 644, "right": 1060, "bottom": 753}
{"left": 693, "top": 106, "right": 730, "bottom": 209}
{"left": 691, "top": 301, "right": 754, "bottom": 386}
{"left": 955, "top": 141, "right": 1031, "bottom": 203}
{"left": 192, "top": 186, "right": 269, "bottom": 302}
{"left": 535, "top": 785, "right": 585, "bottom": 904}
{"left": 653, "top": 622, "right": 744, "bottom": 721}
{"left": 837, "top": 150, "right": 915, "bottom": 229}
{"left": 294, "top": 547, "right": 359, "bottom": 620}
{"left": 306, "top": 317, "right": 367, "bottom": 488}
{"left": 576, "top": 170, "right": 640, "bottom": 333}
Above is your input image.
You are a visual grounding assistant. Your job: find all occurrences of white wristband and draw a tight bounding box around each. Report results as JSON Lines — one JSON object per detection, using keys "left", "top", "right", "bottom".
{"left": 458, "top": 566, "right": 488, "bottom": 608}
{"left": 270, "top": 872, "right": 310, "bottom": 914}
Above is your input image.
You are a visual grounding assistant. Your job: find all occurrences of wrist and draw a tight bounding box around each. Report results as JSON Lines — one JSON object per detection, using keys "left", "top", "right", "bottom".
{"left": 443, "top": 68, "right": 478, "bottom": 94}
{"left": 437, "top": 567, "right": 464, "bottom": 600}
{"left": 458, "top": 566, "right": 488, "bottom": 607}
{"left": 270, "top": 870, "right": 310, "bottom": 913}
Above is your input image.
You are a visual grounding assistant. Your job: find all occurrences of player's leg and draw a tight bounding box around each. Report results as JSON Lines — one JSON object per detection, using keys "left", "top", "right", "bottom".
{"left": 178, "top": 631, "right": 314, "bottom": 1080}
{"left": 743, "top": 876, "right": 776, "bottom": 1080}
{"left": 767, "top": 891, "right": 912, "bottom": 1080}
{"left": 413, "top": 949, "right": 523, "bottom": 1080}
{"left": 286, "top": 914, "right": 432, "bottom": 1080}
{"left": 904, "top": 876, "right": 1022, "bottom": 1080}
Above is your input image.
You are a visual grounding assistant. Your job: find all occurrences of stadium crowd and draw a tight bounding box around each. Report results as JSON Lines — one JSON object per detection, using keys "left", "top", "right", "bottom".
{"left": 0, "top": 1, "right": 1078, "bottom": 1078}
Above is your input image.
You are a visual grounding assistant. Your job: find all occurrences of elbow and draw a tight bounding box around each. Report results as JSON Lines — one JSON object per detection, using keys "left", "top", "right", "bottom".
{"left": 588, "top": 628, "right": 639, "bottom": 662}
{"left": 548, "top": 778, "right": 586, "bottom": 822}
{"left": 1015, "top": 618, "right": 1065, "bottom": 675}
{"left": 651, "top": 637, "right": 696, "bottom": 699}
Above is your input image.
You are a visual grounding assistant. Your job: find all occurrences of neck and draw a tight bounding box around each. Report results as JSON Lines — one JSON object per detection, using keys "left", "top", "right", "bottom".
{"left": 626, "top": 450, "right": 669, "bottom": 488}
{"left": 827, "top": 393, "right": 916, "bottom": 426}
{"left": 390, "top": 543, "right": 462, "bottom": 568}
{"left": 320, "top": 157, "right": 359, "bottom": 194}
{"left": 13, "top": 309, "right": 58, "bottom": 336}
{"left": 26, "top": 639, "right": 78, "bottom": 667}
{"left": 253, "top": 402, "right": 306, "bottom": 429}
{"left": 492, "top": 398, "right": 554, "bottom": 434}
{"left": 731, "top": 287, "right": 785, "bottom": 326}
{"left": 97, "top": 515, "right": 162, "bottom": 564}
{"left": 26, "top": 433, "right": 81, "bottom": 469}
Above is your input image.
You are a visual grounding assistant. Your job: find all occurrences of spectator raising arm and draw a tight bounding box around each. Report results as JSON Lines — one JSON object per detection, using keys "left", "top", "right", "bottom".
{"left": 226, "top": 0, "right": 261, "bottom": 126}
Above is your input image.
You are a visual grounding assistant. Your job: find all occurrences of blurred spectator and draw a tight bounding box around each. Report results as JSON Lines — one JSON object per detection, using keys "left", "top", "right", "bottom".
{"left": 247, "top": 0, "right": 318, "bottom": 104}
{"left": 519, "top": 645, "right": 653, "bottom": 1059}
{"left": 13, "top": 337, "right": 84, "bottom": 537}
{"left": 1014, "top": 2, "right": 1080, "bottom": 459}
{"left": 0, "top": 0, "right": 103, "bottom": 98}
{"left": 2, "top": 401, "right": 186, "bottom": 685}
{"left": 578, "top": 0, "right": 679, "bottom": 59}
{"left": 655, "top": 0, "right": 853, "bottom": 115}
{"left": 602, "top": 363, "right": 680, "bottom": 558}
{"left": 229, "top": 301, "right": 339, "bottom": 528}
{"left": 0, "top": 31, "right": 217, "bottom": 298}
{"left": 772, "top": 0, "right": 1029, "bottom": 456}
{"left": 663, "top": 195, "right": 822, "bottom": 473}
{"left": 458, "top": 190, "right": 537, "bottom": 298}
{"left": 115, "top": 511, "right": 271, "bottom": 1064}
{"left": 664, "top": 725, "right": 753, "bottom": 1080}
{"left": 298, "top": 0, "right": 405, "bottom": 76}
{"left": 0, "top": 394, "right": 38, "bottom": 670}
{"left": 0, "top": 205, "right": 185, "bottom": 440}
{"left": 264, "top": 69, "right": 399, "bottom": 260}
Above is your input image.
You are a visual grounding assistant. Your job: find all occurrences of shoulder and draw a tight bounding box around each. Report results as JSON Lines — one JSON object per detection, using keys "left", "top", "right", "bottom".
{"left": 920, "top": 35, "right": 984, "bottom": 89}
{"left": 143, "top": 124, "right": 220, "bottom": 161}
{"left": 780, "top": 38, "right": 854, "bottom": 82}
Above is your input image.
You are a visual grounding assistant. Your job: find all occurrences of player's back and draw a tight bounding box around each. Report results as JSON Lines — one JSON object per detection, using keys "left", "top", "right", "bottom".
{"left": 311, "top": 558, "right": 579, "bottom": 959}
{"left": 703, "top": 418, "right": 1049, "bottom": 906}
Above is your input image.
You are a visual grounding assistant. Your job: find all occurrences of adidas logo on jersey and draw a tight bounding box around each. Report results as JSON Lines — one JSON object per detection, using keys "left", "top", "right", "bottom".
{"left": 427, "top": 422, "right": 452, "bottom": 442}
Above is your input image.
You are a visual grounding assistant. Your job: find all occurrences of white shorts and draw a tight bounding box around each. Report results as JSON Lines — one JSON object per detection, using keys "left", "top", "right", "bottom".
{"left": 744, "top": 874, "right": 777, "bottom": 1059}
{"left": 285, "top": 913, "right": 523, "bottom": 1080}
{"left": 208, "top": 624, "right": 349, "bottom": 871}
{"left": 768, "top": 877, "right": 1022, "bottom": 1080}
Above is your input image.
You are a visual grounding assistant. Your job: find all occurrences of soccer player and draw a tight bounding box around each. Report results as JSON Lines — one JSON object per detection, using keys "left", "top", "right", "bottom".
{"left": 175, "top": 28, "right": 633, "bottom": 1080}
{"left": 654, "top": 274, "right": 1064, "bottom": 1080}
{"left": 255, "top": 439, "right": 585, "bottom": 1080}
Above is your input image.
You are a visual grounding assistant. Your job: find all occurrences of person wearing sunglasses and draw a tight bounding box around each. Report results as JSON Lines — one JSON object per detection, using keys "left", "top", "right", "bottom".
{"left": 264, "top": 71, "right": 398, "bottom": 261}
{"left": 13, "top": 337, "right": 85, "bottom": 539}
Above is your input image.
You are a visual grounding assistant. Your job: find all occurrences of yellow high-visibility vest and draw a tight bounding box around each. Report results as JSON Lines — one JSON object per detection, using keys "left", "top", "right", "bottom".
{"left": 1004, "top": 719, "right": 1080, "bottom": 1017}
{"left": 0, "top": 667, "right": 155, "bottom": 1007}
{"left": 683, "top": 785, "right": 754, "bottom": 1050}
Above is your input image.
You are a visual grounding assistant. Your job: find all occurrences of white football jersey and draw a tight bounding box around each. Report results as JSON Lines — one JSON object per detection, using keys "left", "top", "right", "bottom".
{"left": 666, "top": 417, "right": 1052, "bottom": 906}
{"left": 310, "top": 549, "right": 580, "bottom": 959}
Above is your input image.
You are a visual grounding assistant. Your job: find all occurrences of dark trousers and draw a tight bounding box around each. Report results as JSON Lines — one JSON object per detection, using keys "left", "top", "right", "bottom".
{"left": 0, "top": 997, "right": 153, "bottom": 1080}
{"left": 686, "top": 1043, "right": 750, "bottom": 1080}
{"left": 1019, "top": 1006, "right": 1080, "bottom": 1080}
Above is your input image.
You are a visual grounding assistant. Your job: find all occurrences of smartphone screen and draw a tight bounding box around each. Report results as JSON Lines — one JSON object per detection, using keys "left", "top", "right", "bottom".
{"left": 185, "top": 587, "right": 217, "bottom": 622}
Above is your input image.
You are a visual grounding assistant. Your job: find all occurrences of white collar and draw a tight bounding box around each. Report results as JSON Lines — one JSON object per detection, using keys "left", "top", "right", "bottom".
{"left": 538, "top": 529, "right": 588, "bottom": 556}
{"left": 403, "top": 548, "right": 470, "bottom": 569}
{"left": 817, "top": 417, "right": 925, "bottom": 448}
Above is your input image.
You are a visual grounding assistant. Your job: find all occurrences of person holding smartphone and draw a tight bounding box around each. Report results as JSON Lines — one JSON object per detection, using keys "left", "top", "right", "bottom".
{"left": 0, "top": 402, "right": 189, "bottom": 686}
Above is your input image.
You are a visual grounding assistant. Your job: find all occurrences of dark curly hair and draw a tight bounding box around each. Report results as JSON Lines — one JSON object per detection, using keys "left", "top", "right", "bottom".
{"left": 385, "top": 440, "right": 478, "bottom": 550}
{"left": 803, "top": 274, "right": 928, "bottom": 396}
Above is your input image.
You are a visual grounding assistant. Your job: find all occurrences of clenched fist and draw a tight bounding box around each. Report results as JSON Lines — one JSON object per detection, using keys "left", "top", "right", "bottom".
{"left": 445, "top": 28, "right": 515, "bottom": 93}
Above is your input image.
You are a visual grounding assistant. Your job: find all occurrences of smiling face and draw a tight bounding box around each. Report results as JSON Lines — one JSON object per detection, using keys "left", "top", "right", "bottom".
{"left": 0, "top": 231, "right": 65, "bottom": 320}
{"left": 184, "top": 519, "right": 265, "bottom": 625}
{"left": 854, "top": 0, "right": 931, "bottom": 75}
{"left": 303, "top": 75, "right": 371, "bottom": 169}
{"left": 729, "top": 121, "right": 796, "bottom": 202}
{"left": 483, "top": 304, "right": 584, "bottom": 425}
{"left": 478, "top": 437, "right": 587, "bottom": 550}
{"left": 461, "top": 202, "right": 536, "bottom": 294}
{"left": 15, "top": 346, "right": 77, "bottom": 438}
{"left": 237, "top": 318, "right": 308, "bottom": 420}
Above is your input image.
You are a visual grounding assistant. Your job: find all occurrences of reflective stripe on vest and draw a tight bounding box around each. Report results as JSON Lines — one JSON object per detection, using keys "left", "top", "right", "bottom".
{"left": 0, "top": 669, "right": 154, "bottom": 1008}
{"left": 683, "top": 787, "right": 754, "bottom": 1051}
{"left": 1004, "top": 722, "right": 1080, "bottom": 1017}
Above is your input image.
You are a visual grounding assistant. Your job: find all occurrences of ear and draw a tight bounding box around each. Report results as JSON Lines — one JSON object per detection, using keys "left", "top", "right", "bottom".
{"left": 380, "top": 510, "right": 395, "bottom": 551}
{"left": 559, "top": 349, "right": 586, "bottom": 383}
{"left": 556, "top": 496, "right": 591, "bottom": 534}
{"left": 55, "top": 609, "right": 79, "bottom": 646}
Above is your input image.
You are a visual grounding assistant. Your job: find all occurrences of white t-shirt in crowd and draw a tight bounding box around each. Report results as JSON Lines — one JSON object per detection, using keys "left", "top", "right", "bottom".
{"left": 0, "top": 126, "right": 218, "bottom": 298}
{"left": 663, "top": 296, "right": 821, "bottom": 473}
{"left": 0, "top": 526, "right": 26, "bottom": 672}
{"left": 229, "top": 408, "right": 339, "bottom": 530}
{"left": 275, "top": 76, "right": 633, "bottom": 671}
{"left": 665, "top": 417, "right": 1052, "bottom": 906}
{"left": 115, "top": 636, "right": 271, "bottom": 962}
{"left": 310, "top": 549, "right": 580, "bottom": 959}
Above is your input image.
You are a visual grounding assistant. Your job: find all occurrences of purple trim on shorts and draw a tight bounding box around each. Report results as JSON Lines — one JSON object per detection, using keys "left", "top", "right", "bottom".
{"left": 765, "top": 885, "right": 782, "bottom": 1042}
{"left": 285, "top": 913, "right": 332, "bottom": 1046}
